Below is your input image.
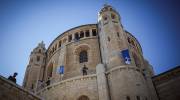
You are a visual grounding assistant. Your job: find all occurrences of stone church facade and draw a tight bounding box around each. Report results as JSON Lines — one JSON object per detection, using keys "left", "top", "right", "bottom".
{"left": 23, "top": 5, "right": 158, "bottom": 100}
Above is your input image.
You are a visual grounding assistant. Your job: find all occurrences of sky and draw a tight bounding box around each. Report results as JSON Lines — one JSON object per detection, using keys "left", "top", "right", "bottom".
{"left": 0, "top": 0, "right": 180, "bottom": 85}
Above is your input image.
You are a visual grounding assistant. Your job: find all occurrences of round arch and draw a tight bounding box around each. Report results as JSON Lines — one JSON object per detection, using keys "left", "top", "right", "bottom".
{"left": 74, "top": 44, "right": 90, "bottom": 55}
{"left": 74, "top": 44, "right": 91, "bottom": 64}
{"left": 78, "top": 95, "right": 89, "bottom": 100}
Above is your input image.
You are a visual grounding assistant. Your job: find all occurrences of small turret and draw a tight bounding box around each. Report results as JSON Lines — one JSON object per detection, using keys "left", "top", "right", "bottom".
{"left": 23, "top": 41, "right": 46, "bottom": 92}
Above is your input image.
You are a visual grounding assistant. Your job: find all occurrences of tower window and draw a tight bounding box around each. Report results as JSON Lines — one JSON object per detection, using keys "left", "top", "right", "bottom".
{"left": 37, "top": 56, "right": 40, "bottom": 62}
{"left": 38, "top": 49, "right": 41, "bottom": 53}
{"left": 108, "top": 36, "right": 110, "bottom": 41}
{"left": 128, "top": 37, "right": 131, "bottom": 43}
{"left": 132, "top": 40, "right": 135, "bottom": 46}
{"left": 136, "top": 96, "right": 140, "bottom": 100}
{"left": 92, "top": 29, "right": 97, "bottom": 36}
{"left": 59, "top": 41, "right": 61, "bottom": 48}
{"left": 79, "top": 50, "right": 88, "bottom": 63}
{"left": 109, "top": 8, "right": 113, "bottom": 11}
{"left": 80, "top": 31, "right": 84, "bottom": 38}
{"left": 126, "top": 96, "right": 130, "bottom": 100}
{"left": 117, "top": 32, "right": 120, "bottom": 37}
{"left": 127, "top": 37, "right": 136, "bottom": 46}
{"left": 103, "top": 16, "right": 107, "bottom": 20}
{"left": 68, "top": 35, "right": 72, "bottom": 42}
{"left": 85, "top": 30, "right": 90, "bottom": 37}
{"left": 111, "top": 13, "right": 116, "bottom": 19}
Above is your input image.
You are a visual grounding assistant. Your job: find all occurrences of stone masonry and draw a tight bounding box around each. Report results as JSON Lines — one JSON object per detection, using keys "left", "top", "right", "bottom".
{"left": 23, "top": 4, "right": 159, "bottom": 100}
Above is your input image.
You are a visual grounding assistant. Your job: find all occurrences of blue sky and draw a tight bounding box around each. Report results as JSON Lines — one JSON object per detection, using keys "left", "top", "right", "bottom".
{"left": 0, "top": 0, "right": 180, "bottom": 85}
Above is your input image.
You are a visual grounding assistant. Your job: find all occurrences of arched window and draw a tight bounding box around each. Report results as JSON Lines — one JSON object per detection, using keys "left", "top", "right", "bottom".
{"left": 127, "top": 37, "right": 136, "bottom": 46}
{"left": 126, "top": 96, "right": 130, "bottom": 100}
{"left": 136, "top": 96, "right": 140, "bottom": 100}
{"left": 38, "top": 49, "right": 41, "bottom": 53}
{"left": 92, "top": 29, "right": 97, "bottom": 36}
{"left": 78, "top": 95, "right": 89, "bottom": 100}
{"left": 68, "top": 34, "right": 72, "bottom": 42}
{"left": 80, "top": 31, "right": 84, "bottom": 38}
{"left": 37, "top": 56, "right": 40, "bottom": 62}
{"left": 54, "top": 44, "right": 57, "bottom": 51}
{"left": 128, "top": 37, "right": 131, "bottom": 43}
{"left": 111, "top": 13, "right": 116, "bottom": 19}
{"left": 131, "top": 40, "right": 135, "bottom": 46}
{"left": 85, "top": 30, "right": 90, "bottom": 37}
{"left": 79, "top": 51, "right": 88, "bottom": 63}
{"left": 108, "top": 36, "right": 110, "bottom": 41}
{"left": 75, "top": 33, "right": 79, "bottom": 40}
{"left": 117, "top": 32, "right": 120, "bottom": 37}
{"left": 59, "top": 40, "right": 62, "bottom": 48}
{"left": 103, "top": 16, "right": 107, "bottom": 20}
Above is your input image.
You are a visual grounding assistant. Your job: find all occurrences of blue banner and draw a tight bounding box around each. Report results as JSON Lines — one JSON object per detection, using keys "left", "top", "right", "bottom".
{"left": 121, "top": 49, "right": 131, "bottom": 64}
{"left": 59, "top": 65, "right": 64, "bottom": 74}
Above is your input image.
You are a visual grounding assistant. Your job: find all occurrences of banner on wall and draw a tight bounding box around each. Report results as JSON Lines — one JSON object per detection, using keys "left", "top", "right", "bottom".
{"left": 121, "top": 49, "right": 131, "bottom": 64}
{"left": 57, "top": 65, "right": 64, "bottom": 74}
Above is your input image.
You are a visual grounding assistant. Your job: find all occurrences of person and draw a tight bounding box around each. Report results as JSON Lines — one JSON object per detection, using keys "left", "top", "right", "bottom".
{"left": 8, "top": 72, "right": 18, "bottom": 83}
{"left": 46, "top": 77, "right": 50, "bottom": 86}
{"left": 82, "top": 65, "right": 88, "bottom": 75}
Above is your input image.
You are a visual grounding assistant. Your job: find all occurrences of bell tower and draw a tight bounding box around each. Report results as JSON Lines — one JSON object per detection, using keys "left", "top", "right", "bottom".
{"left": 97, "top": 5, "right": 158, "bottom": 100}
{"left": 23, "top": 41, "right": 46, "bottom": 92}
{"left": 98, "top": 4, "right": 128, "bottom": 69}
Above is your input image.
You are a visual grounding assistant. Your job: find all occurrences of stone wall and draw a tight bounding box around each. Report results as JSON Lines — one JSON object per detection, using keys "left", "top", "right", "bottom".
{"left": 23, "top": 5, "right": 160, "bottom": 100}
{"left": 36, "top": 74, "right": 98, "bottom": 100}
{"left": 44, "top": 24, "right": 101, "bottom": 83}
{"left": 0, "top": 75, "right": 41, "bottom": 100}
{"left": 106, "top": 65, "right": 150, "bottom": 100}
{"left": 153, "top": 66, "right": 180, "bottom": 100}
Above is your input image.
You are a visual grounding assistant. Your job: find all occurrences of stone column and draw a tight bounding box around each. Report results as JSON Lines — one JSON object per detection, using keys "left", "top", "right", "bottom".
{"left": 96, "top": 64, "right": 110, "bottom": 100}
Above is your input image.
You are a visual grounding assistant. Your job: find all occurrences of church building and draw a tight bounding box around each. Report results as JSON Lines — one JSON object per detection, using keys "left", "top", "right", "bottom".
{"left": 23, "top": 5, "right": 159, "bottom": 100}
